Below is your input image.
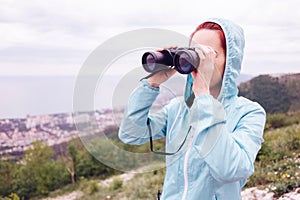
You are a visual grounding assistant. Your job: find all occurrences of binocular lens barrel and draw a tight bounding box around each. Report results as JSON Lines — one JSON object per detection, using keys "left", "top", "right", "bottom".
{"left": 174, "top": 50, "right": 199, "bottom": 74}
{"left": 142, "top": 50, "right": 173, "bottom": 73}
{"left": 143, "top": 53, "right": 157, "bottom": 72}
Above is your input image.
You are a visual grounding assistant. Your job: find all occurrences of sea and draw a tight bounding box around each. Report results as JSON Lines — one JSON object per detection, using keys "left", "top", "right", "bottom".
{"left": 0, "top": 74, "right": 253, "bottom": 119}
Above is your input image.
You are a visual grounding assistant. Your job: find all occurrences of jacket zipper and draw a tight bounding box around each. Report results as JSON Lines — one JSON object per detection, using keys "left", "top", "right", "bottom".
{"left": 181, "top": 127, "right": 194, "bottom": 200}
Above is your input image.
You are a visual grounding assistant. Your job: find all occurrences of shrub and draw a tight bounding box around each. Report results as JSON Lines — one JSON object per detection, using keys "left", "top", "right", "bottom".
{"left": 265, "top": 111, "right": 300, "bottom": 130}
{"left": 110, "top": 178, "right": 123, "bottom": 190}
{"left": 247, "top": 124, "right": 300, "bottom": 197}
{"left": 87, "top": 181, "right": 99, "bottom": 194}
{"left": 0, "top": 193, "right": 20, "bottom": 200}
{"left": 266, "top": 113, "right": 288, "bottom": 129}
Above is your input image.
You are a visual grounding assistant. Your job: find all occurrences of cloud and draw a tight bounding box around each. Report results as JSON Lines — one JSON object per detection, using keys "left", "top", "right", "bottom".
{"left": 0, "top": 0, "right": 299, "bottom": 76}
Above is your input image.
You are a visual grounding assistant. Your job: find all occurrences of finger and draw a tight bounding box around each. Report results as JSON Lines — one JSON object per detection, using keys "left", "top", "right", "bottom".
{"left": 156, "top": 48, "right": 164, "bottom": 52}
{"left": 156, "top": 46, "right": 177, "bottom": 52}
{"left": 207, "top": 46, "right": 217, "bottom": 57}
{"left": 195, "top": 44, "right": 213, "bottom": 59}
{"left": 191, "top": 71, "right": 197, "bottom": 79}
{"left": 195, "top": 48, "right": 205, "bottom": 59}
{"left": 196, "top": 45, "right": 216, "bottom": 57}
{"left": 205, "top": 46, "right": 217, "bottom": 57}
{"left": 163, "top": 45, "right": 178, "bottom": 50}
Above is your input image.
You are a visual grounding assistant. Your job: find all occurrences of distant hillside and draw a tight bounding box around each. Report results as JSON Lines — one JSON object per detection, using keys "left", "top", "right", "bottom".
{"left": 277, "top": 73, "right": 300, "bottom": 112}
{"left": 238, "top": 73, "right": 300, "bottom": 114}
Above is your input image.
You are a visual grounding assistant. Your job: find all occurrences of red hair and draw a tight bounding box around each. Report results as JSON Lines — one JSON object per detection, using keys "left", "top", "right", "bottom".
{"left": 190, "top": 22, "right": 226, "bottom": 53}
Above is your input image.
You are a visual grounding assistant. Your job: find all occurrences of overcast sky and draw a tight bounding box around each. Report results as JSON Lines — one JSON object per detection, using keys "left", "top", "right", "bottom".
{"left": 0, "top": 0, "right": 300, "bottom": 76}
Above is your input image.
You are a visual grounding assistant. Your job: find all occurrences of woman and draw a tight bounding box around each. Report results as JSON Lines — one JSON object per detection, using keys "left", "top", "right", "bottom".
{"left": 119, "top": 18, "right": 266, "bottom": 200}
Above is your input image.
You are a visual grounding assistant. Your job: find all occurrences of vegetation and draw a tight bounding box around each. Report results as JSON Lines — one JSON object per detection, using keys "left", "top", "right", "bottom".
{"left": 246, "top": 123, "right": 300, "bottom": 197}
{"left": 57, "top": 168, "right": 166, "bottom": 200}
{"left": 239, "top": 75, "right": 291, "bottom": 114}
{"left": 0, "top": 129, "right": 165, "bottom": 199}
{"left": 239, "top": 73, "right": 300, "bottom": 114}
{"left": 0, "top": 139, "right": 119, "bottom": 199}
{"left": 265, "top": 111, "right": 300, "bottom": 130}
{"left": 0, "top": 141, "right": 70, "bottom": 199}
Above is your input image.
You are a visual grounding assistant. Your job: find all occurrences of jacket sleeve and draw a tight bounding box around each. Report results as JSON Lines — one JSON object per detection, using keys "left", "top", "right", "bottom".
{"left": 118, "top": 80, "right": 168, "bottom": 145}
{"left": 190, "top": 94, "right": 266, "bottom": 183}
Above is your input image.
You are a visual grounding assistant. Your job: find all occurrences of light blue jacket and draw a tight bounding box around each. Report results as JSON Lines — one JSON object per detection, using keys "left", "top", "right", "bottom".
{"left": 119, "top": 18, "right": 266, "bottom": 200}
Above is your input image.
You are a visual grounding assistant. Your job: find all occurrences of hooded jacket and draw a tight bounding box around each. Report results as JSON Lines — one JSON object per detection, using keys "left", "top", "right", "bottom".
{"left": 119, "top": 18, "right": 266, "bottom": 200}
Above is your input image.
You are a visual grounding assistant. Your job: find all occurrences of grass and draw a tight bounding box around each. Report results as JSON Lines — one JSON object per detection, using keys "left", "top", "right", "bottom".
{"left": 246, "top": 124, "right": 300, "bottom": 197}
{"left": 74, "top": 168, "right": 165, "bottom": 200}
{"left": 41, "top": 122, "right": 300, "bottom": 199}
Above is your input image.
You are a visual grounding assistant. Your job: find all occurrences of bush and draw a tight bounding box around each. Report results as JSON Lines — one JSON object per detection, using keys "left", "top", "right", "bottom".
{"left": 247, "top": 124, "right": 300, "bottom": 197}
{"left": 87, "top": 181, "right": 99, "bottom": 194}
{"left": 266, "top": 113, "right": 288, "bottom": 129}
{"left": 265, "top": 111, "right": 300, "bottom": 130}
{"left": 110, "top": 178, "right": 123, "bottom": 190}
{"left": 0, "top": 193, "right": 20, "bottom": 200}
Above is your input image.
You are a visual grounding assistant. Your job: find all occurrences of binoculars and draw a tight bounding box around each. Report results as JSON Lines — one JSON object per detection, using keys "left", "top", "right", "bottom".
{"left": 142, "top": 48, "right": 200, "bottom": 74}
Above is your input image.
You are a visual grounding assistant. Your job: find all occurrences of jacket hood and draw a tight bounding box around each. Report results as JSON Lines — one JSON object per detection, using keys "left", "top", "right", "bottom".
{"left": 184, "top": 18, "right": 245, "bottom": 106}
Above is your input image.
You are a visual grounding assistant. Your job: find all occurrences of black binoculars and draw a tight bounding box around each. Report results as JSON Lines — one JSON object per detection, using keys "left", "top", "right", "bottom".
{"left": 142, "top": 48, "right": 200, "bottom": 74}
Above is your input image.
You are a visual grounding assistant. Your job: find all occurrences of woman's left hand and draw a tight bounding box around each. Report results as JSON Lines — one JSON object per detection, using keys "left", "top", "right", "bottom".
{"left": 191, "top": 45, "right": 216, "bottom": 96}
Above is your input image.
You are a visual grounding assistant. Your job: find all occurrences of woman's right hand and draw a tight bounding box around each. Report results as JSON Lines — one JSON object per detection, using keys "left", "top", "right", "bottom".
{"left": 147, "top": 46, "right": 177, "bottom": 88}
{"left": 147, "top": 68, "right": 176, "bottom": 88}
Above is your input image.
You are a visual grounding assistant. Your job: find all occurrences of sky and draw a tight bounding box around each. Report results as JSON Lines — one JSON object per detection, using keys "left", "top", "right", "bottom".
{"left": 0, "top": 0, "right": 300, "bottom": 76}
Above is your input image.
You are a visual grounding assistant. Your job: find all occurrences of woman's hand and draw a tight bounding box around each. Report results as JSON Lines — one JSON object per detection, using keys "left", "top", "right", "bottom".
{"left": 147, "top": 46, "right": 177, "bottom": 88}
{"left": 191, "top": 45, "right": 217, "bottom": 96}
{"left": 147, "top": 69, "right": 176, "bottom": 88}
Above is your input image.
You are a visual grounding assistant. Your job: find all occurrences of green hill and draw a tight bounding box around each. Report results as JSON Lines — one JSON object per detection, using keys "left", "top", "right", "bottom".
{"left": 238, "top": 73, "right": 300, "bottom": 114}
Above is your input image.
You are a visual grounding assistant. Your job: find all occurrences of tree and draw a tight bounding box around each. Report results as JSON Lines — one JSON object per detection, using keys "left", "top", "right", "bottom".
{"left": 15, "top": 141, "right": 69, "bottom": 199}
{"left": 0, "top": 156, "right": 17, "bottom": 197}
{"left": 60, "top": 140, "right": 79, "bottom": 184}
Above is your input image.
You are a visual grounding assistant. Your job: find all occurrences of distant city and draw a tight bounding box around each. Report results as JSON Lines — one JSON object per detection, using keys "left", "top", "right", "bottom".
{"left": 0, "top": 109, "right": 124, "bottom": 157}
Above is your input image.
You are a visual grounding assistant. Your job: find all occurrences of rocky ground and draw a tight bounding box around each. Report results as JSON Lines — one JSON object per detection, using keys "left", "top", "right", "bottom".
{"left": 42, "top": 191, "right": 83, "bottom": 200}
{"left": 242, "top": 187, "right": 300, "bottom": 200}
{"left": 42, "top": 171, "right": 300, "bottom": 200}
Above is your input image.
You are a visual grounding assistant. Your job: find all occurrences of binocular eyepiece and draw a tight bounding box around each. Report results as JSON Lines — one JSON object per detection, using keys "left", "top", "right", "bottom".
{"left": 142, "top": 48, "right": 200, "bottom": 74}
